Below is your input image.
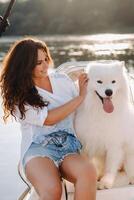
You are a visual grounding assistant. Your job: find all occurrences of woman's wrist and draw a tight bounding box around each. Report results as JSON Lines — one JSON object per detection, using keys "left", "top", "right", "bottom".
{"left": 76, "top": 95, "right": 85, "bottom": 104}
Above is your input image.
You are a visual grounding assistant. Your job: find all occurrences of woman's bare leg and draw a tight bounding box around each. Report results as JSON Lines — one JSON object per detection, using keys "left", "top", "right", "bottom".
{"left": 25, "top": 157, "right": 62, "bottom": 200}
{"left": 60, "top": 154, "right": 97, "bottom": 200}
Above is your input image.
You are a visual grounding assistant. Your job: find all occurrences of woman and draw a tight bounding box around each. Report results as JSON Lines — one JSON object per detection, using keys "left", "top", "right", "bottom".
{"left": 0, "top": 38, "right": 97, "bottom": 200}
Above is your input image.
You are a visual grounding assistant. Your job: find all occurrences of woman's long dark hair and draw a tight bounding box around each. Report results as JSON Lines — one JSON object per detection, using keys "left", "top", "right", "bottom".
{"left": 0, "top": 37, "right": 53, "bottom": 122}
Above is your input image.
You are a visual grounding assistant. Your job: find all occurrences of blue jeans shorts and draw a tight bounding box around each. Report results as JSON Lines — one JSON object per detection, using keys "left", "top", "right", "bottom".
{"left": 22, "top": 131, "right": 82, "bottom": 174}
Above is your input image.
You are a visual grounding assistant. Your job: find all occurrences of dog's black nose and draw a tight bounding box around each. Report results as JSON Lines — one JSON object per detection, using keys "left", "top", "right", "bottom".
{"left": 105, "top": 89, "right": 113, "bottom": 96}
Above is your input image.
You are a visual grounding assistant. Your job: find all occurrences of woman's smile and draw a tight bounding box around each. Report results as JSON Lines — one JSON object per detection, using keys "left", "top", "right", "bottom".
{"left": 33, "top": 49, "right": 49, "bottom": 79}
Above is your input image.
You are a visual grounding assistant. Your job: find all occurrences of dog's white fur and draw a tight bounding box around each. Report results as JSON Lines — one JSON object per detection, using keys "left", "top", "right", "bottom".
{"left": 75, "top": 61, "right": 134, "bottom": 189}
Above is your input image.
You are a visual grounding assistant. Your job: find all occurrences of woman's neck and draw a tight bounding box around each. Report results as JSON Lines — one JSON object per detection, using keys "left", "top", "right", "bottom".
{"left": 34, "top": 75, "right": 48, "bottom": 87}
{"left": 33, "top": 75, "right": 53, "bottom": 93}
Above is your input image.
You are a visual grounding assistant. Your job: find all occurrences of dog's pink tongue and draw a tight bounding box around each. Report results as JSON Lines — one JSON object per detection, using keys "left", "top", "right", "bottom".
{"left": 103, "top": 98, "right": 114, "bottom": 113}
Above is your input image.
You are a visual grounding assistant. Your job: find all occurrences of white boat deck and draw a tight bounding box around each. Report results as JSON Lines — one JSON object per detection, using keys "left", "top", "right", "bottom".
{"left": 23, "top": 183, "right": 134, "bottom": 200}
{"left": 66, "top": 182, "right": 134, "bottom": 200}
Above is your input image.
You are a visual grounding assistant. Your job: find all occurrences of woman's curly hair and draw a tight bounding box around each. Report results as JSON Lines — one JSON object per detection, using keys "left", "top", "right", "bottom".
{"left": 0, "top": 37, "right": 53, "bottom": 122}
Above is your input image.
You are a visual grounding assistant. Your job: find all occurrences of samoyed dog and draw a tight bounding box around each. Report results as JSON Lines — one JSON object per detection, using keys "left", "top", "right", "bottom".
{"left": 75, "top": 61, "right": 134, "bottom": 189}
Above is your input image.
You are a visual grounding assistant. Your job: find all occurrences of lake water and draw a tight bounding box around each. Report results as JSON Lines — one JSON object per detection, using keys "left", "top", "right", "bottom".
{"left": 0, "top": 100, "right": 26, "bottom": 200}
{"left": 0, "top": 34, "right": 134, "bottom": 69}
{"left": 0, "top": 34, "right": 134, "bottom": 200}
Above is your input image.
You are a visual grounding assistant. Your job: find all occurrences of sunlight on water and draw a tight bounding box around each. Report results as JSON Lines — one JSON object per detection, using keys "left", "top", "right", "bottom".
{"left": 94, "top": 43, "right": 132, "bottom": 51}
{"left": 0, "top": 34, "right": 134, "bottom": 68}
{"left": 93, "top": 43, "right": 133, "bottom": 56}
{"left": 85, "top": 34, "right": 134, "bottom": 41}
{"left": 79, "top": 42, "right": 132, "bottom": 56}
{"left": 0, "top": 34, "right": 134, "bottom": 69}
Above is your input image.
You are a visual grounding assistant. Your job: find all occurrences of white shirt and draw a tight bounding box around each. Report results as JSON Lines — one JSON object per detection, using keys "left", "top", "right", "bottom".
{"left": 15, "top": 71, "right": 78, "bottom": 181}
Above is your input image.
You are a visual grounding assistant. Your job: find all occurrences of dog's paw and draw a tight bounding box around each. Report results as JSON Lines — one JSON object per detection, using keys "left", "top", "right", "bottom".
{"left": 98, "top": 173, "right": 115, "bottom": 189}
{"left": 130, "top": 177, "right": 134, "bottom": 185}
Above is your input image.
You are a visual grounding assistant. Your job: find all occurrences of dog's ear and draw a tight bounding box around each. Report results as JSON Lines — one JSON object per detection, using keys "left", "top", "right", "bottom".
{"left": 119, "top": 61, "right": 126, "bottom": 68}
{"left": 116, "top": 61, "right": 127, "bottom": 72}
{"left": 119, "top": 61, "right": 128, "bottom": 73}
{"left": 120, "top": 61, "right": 125, "bottom": 67}
{"left": 116, "top": 61, "right": 125, "bottom": 67}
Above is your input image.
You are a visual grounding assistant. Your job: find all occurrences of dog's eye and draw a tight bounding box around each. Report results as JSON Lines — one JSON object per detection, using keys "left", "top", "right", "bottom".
{"left": 97, "top": 80, "right": 103, "bottom": 84}
{"left": 112, "top": 80, "right": 116, "bottom": 83}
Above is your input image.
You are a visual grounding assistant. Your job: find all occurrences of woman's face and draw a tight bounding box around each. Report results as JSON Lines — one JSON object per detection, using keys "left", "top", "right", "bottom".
{"left": 33, "top": 49, "right": 49, "bottom": 79}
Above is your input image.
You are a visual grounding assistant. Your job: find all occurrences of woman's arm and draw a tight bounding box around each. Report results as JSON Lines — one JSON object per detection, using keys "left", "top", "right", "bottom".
{"left": 44, "top": 96, "right": 83, "bottom": 125}
{"left": 44, "top": 73, "right": 88, "bottom": 126}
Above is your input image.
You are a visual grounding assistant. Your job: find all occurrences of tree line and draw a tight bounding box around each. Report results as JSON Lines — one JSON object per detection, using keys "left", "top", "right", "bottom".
{"left": 0, "top": 0, "right": 134, "bottom": 35}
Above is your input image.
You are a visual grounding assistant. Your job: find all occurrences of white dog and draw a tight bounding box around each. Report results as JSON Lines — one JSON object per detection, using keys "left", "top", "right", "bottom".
{"left": 75, "top": 61, "right": 134, "bottom": 189}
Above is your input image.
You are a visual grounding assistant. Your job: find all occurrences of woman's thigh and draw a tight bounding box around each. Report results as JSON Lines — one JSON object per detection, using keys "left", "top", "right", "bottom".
{"left": 59, "top": 154, "right": 96, "bottom": 183}
{"left": 25, "top": 157, "right": 62, "bottom": 196}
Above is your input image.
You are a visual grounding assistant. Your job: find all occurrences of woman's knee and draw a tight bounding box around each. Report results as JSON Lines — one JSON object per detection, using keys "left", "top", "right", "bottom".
{"left": 77, "top": 161, "right": 97, "bottom": 183}
{"left": 39, "top": 181, "right": 62, "bottom": 200}
{"left": 87, "top": 162, "right": 97, "bottom": 182}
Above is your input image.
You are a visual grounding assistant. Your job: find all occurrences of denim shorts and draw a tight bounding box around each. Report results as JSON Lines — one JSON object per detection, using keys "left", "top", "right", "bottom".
{"left": 22, "top": 131, "right": 82, "bottom": 174}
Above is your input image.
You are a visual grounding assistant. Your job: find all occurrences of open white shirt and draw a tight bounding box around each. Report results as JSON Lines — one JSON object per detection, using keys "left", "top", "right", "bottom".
{"left": 15, "top": 71, "right": 78, "bottom": 181}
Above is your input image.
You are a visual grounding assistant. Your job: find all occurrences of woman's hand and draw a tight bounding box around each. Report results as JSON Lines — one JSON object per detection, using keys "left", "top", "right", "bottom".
{"left": 78, "top": 73, "right": 89, "bottom": 100}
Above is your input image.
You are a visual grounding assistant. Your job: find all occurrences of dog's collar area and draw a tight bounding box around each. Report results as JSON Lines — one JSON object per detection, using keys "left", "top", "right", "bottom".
{"left": 95, "top": 91, "right": 103, "bottom": 104}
